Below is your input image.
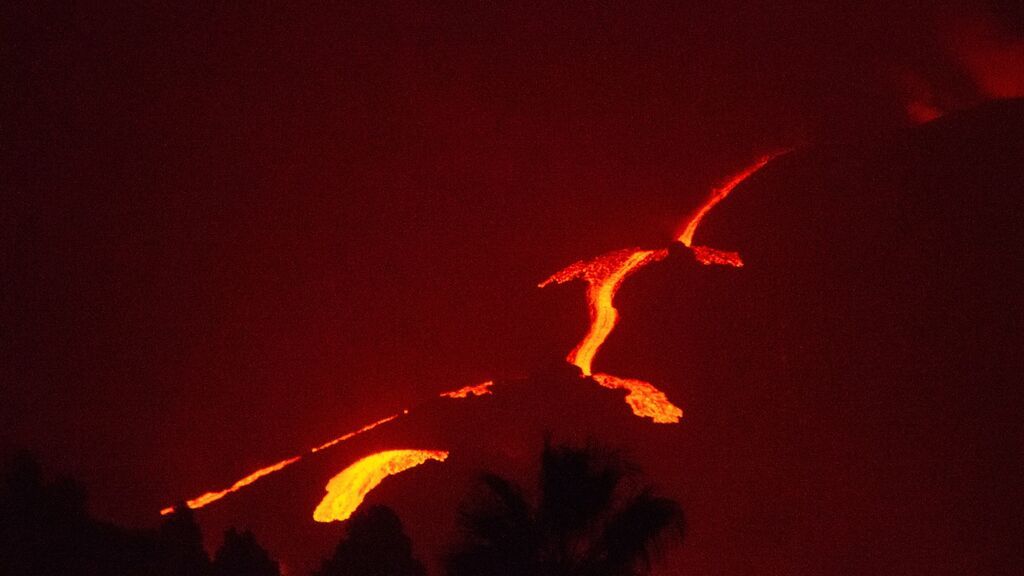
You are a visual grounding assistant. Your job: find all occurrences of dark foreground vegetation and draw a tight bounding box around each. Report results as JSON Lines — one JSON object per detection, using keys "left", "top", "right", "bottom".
{"left": 1, "top": 440, "right": 682, "bottom": 576}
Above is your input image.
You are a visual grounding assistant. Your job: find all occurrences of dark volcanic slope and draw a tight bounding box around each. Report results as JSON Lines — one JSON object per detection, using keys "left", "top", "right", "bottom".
{"left": 607, "top": 98, "right": 1024, "bottom": 574}
{"left": 190, "top": 368, "right": 678, "bottom": 576}
{"left": 183, "top": 100, "right": 1022, "bottom": 575}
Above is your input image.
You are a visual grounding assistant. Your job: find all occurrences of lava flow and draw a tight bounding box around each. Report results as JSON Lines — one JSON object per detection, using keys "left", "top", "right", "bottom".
{"left": 440, "top": 381, "right": 494, "bottom": 398}
{"left": 592, "top": 374, "right": 682, "bottom": 424}
{"left": 312, "top": 450, "right": 449, "bottom": 523}
{"left": 160, "top": 384, "right": 474, "bottom": 516}
{"left": 310, "top": 413, "right": 402, "bottom": 453}
{"left": 540, "top": 248, "right": 682, "bottom": 423}
{"left": 160, "top": 456, "right": 301, "bottom": 516}
{"left": 160, "top": 412, "right": 403, "bottom": 515}
{"left": 539, "top": 152, "right": 785, "bottom": 423}
{"left": 690, "top": 245, "right": 744, "bottom": 267}
{"left": 677, "top": 153, "right": 781, "bottom": 248}
{"left": 540, "top": 249, "right": 669, "bottom": 376}
{"left": 159, "top": 151, "right": 784, "bottom": 518}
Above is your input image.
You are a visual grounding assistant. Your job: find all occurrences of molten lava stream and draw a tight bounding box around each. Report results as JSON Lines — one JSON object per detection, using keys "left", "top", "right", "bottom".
{"left": 160, "top": 412, "right": 403, "bottom": 515}
{"left": 540, "top": 248, "right": 668, "bottom": 376}
{"left": 677, "top": 152, "right": 784, "bottom": 248}
{"left": 592, "top": 374, "right": 682, "bottom": 423}
{"left": 159, "top": 456, "right": 301, "bottom": 516}
{"left": 440, "top": 380, "right": 494, "bottom": 399}
{"left": 540, "top": 248, "right": 684, "bottom": 423}
{"left": 313, "top": 450, "right": 449, "bottom": 523}
{"left": 310, "top": 413, "right": 402, "bottom": 453}
{"left": 162, "top": 151, "right": 786, "bottom": 516}
{"left": 690, "top": 245, "right": 744, "bottom": 267}
{"left": 537, "top": 152, "right": 789, "bottom": 422}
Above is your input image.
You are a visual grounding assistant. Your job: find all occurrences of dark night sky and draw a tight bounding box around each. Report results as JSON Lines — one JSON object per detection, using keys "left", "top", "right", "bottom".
{"left": 3, "top": 1, "right": 1022, "bottom": 573}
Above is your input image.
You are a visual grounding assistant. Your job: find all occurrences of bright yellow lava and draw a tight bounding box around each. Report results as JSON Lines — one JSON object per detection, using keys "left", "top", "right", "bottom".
{"left": 312, "top": 450, "right": 449, "bottom": 523}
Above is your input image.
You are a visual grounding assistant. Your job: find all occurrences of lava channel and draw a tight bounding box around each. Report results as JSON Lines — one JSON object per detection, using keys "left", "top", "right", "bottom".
{"left": 312, "top": 449, "right": 449, "bottom": 523}
{"left": 440, "top": 381, "right": 494, "bottom": 399}
{"left": 160, "top": 412, "right": 403, "bottom": 515}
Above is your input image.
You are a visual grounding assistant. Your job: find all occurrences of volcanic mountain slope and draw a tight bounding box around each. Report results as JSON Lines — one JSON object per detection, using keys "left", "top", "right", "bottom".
{"left": 181, "top": 99, "right": 1022, "bottom": 575}
{"left": 605, "top": 97, "right": 1024, "bottom": 574}
{"left": 187, "top": 367, "right": 676, "bottom": 575}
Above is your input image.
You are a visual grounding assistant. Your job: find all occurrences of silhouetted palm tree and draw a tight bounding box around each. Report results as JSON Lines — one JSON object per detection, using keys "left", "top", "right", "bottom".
{"left": 446, "top": 439, "right": 683, "bottom": 576}
{"left": 314, "top": 505, "right": 425, "bottom": 576}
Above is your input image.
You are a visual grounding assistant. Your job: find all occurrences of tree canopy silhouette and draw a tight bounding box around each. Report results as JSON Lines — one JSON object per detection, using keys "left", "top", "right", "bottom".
{"left": 0, "top": 452, "right": 280, "bottom": 576}
{"left": 445, "top": 438, "right": 684, "bottom": 576}
{"left": 212, "top": 527, "right": 280, "bottom": 576}
{"left": 1, "top": 451, "right": 112, "bottom": 576}
{"left": 314, "top": 504, "right": 425, "bottom": 576}
{"left": 156, "top": 506, "right": 211, "bottom": 576}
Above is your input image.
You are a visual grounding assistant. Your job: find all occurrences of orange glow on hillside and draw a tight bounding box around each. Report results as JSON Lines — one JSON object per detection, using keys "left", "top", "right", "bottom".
{"left": 312, "top": 450, "right": 449, "bottom": 523}
{"left": 592, "top": 373, "right": 683, "bottom": 423}
{"left": 440, "top": 381, "right": 494, "bottom": 398}
{"left": 540, "top": 248, "right": 668, "bottom": 376}
{"left": 677, "top": 153, "right": 783, "bottom": 247}
{"left": 160, "top": 456, "right": 301, "bottom": 515}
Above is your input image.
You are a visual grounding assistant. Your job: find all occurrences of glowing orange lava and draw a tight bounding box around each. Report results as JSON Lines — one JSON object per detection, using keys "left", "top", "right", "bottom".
{"left": 160, "top": 456, "right": 301, "bottom": 516}
{"left": 310, "top": 413, "right": 402, "bottom": 453}
{"left": 161, "top": 150, "right": 788, "bottom": 515}
{"left": 440, "top": 381, "right": 495, "bottom": 398}
{"left": 677, "top": 152, "right": 783, "bottom": 247}
{"left": 592, "top": 373, "right": 683, "bottom": 423}
{"left": 690, "top": 245, "right": 744, "bottom": 267}
{"left": 539, "top": 152, "right": 788, "bottom": 422}
{"left": 540, "top": 248, "right": 668, "bottom": 376}
{"left": 540, "top": 248, "right": 682, "bottom": 422}
{"left": 161, "top": 412, "right": 404, "bottom": 514}
{"left": 313, "top": 450, "right": 449, "bottom": 523}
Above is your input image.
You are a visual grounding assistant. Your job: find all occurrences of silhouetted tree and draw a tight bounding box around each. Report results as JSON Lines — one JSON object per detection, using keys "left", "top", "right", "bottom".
{"left": 0, "top": 451, "right": 103, "bottom": 575}
{"left": 156, "top": 505, "right": 211, "bottom": 576}
{"left": 314, "top": 505, "right": 425, "bottom": 576}
{"left": 445, "top": 439, "right": 684, "bottom": 576}
{"left": 0, "top": 453, "right": 289, "bottom": 576}
{"left": 1, "top": 452, "right": 47, "bottom": 574}
{"left": 212, "top": 527, "right": 280, "bottom": 576}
